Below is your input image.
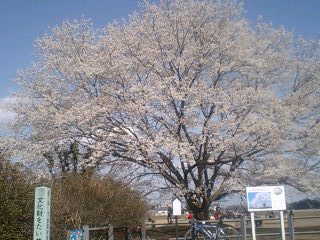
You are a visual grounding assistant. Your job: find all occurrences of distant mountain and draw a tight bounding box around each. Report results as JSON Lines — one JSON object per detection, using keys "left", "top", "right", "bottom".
{"left": 226, "top": 198, "right": 320, "bottom": 212}
{"left": 291, "top": 198, "right": 320, "bottom": 209}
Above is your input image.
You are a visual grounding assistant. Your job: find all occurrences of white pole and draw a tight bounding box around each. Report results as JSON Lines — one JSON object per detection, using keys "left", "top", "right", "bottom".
{"left": 280, "top": 211, "right": 286, "bottom": 240}
{"left": 250, "top": 212, "right": 256, "bottom": 240}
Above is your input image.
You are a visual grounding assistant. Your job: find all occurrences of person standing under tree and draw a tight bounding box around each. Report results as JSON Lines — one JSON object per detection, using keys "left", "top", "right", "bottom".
{"left": 167, "top": 206, "right": 173, "bottom": 224}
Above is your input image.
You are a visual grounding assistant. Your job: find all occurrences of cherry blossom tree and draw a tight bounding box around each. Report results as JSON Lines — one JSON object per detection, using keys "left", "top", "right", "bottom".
{"left": 8, "top": 0, "right": 320, "bottom": 219}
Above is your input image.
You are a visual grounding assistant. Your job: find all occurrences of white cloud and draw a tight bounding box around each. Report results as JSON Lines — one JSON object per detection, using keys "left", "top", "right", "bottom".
{"left": 0, "top": 96, "right": 17, "bottom": 105}
{"left": 0, "top": 108, "right": 15, "bottom": 122}
{"left": 0, "top": 96, "right": 16, "bottom": 123}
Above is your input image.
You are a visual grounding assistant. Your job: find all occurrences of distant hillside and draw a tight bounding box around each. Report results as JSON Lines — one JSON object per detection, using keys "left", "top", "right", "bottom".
{"left": 225, "top": 198, "right": 320, "bottom": 212}
{"left": 292, "top": 198, "right": 320, "bottom": 209}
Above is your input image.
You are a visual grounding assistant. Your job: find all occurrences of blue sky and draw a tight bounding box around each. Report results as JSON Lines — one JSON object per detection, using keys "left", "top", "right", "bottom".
{"left": 0, "top": 0, "right": 319, "bottom": 100}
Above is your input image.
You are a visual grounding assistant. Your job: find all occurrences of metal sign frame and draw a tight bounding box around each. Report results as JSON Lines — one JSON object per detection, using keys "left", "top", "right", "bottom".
{"left": 246, "top": 186, "right": 287, "bottom": 240}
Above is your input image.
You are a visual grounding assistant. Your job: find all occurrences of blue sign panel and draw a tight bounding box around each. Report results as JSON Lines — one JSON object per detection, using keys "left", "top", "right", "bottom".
{"left": 68, "top": 229, "right": 83, "bottom": 240}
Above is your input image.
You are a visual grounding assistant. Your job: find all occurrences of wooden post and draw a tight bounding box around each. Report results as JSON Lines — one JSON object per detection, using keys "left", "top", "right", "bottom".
{"left": 280, "top": 211, "right": 286, "bottom": 240}
{"left": 126, "top": 227, "right": 132, "bottom": 240}
{"left": 288, "top": 213, "right": 295, "bottom": 240}
{"left": 108, "top": 224, "right": 114, "bottom": 240}
{"left": 139, "top": 226, "right": 146, "bottom": 240}
{"left": 82, "top": 225, "right": 89, "bottom": 240}
{"left": 240, "top": 215, "right": 247, "bottom": 240}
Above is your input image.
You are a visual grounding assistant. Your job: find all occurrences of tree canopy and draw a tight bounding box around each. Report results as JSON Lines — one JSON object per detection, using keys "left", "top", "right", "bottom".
{"left": 7, "top": 0, "right": 320, "bottom": 219}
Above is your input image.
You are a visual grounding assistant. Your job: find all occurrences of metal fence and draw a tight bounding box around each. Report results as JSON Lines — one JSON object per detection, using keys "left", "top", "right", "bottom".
{"left": 238, "top": 215, "right": 320, "bottom": 240}
{"left": 81, "top": 214, "right": 320, "bottom": 240}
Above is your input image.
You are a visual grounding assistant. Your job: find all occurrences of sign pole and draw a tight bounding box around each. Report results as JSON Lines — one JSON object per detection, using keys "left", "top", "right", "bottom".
{"left": 246, "top": 186, "right": 287, "bottom": 240}
{"left": 280, "top": 211, "right": 286, "bottom": 240}
{"left": 175, "top": 216, "right": 178, "bottom": 240}
{"left": 250, "top": 212, "right": 256, "bottom": 240}
{"left": 172, "top": 198, "right": 182, "bottom": 240}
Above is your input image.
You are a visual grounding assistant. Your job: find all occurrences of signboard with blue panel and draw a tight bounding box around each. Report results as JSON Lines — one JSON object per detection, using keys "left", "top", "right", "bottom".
{"left": 246, "top": 186, "right": 286, "bottom": 211}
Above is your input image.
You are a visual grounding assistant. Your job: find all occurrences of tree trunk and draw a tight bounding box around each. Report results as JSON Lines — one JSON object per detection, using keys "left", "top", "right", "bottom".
{"left": 185, "top": 193, "right": 211, "bottom": 220}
